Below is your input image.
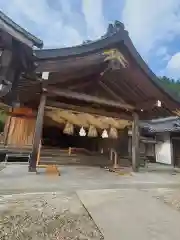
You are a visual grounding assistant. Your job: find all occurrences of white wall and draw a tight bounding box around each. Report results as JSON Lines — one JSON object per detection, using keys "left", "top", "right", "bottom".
{"left": 155, "top": 133, "right": 172, "bottom": 165}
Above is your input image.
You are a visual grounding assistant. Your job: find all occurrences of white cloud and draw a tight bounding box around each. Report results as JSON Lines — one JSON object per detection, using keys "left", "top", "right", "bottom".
{"left": 156, "top": 47, "right": 168, "bottom": 57}
{"left": 166, "top": 52, "right": 180, "bottom": 79}
{"left": 0, "top": 0, "right": 106, "bottom": 48}
{"left": 156, "top": 46, "right": 171, "bottom": 62}
{"left": 82, "top": 0, "right": 106, "bottom": 39}
{"left": 122, "top": 0, "right": 180, "bottom": 59}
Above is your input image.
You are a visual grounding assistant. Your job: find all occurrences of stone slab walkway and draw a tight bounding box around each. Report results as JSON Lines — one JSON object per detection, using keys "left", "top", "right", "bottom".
{"left": 77, "top": 189, "right": 180, "bottom": 240}
{"left": 1, "top": 165, "right": 180, "bottom": 195}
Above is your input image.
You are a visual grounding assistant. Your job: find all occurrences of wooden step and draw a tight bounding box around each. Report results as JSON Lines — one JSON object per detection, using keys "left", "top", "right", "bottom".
{"left": 40, "top": 155, "right": 131, "bottom": 167}
{"left": 39, "top": 154, "right": 111, "bottom": 166}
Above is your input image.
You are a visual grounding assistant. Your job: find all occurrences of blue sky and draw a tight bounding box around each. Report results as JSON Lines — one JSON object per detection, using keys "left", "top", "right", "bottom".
{"left": 1, "top": 0, "right": 180, "bottom": 79}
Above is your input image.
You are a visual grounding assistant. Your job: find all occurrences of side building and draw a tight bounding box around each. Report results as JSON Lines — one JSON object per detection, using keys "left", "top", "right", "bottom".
{"left": 141, "top": 117, "right": 180, "bottom": 167}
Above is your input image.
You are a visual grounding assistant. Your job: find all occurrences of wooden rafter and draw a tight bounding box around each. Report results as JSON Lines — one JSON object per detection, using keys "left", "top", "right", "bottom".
{"left": 46, "top": 87, "right": 134, "bottom": 111}
{"left": 44, "top": 64, "right": 103, "bottom": 86}
{"left": 68, "top": 78, "right": 94, "bottom": 91}
{"left": 135, "top": 98, "right": 158, "bottom": 110}
{"left": 109, "top": 70, "right": 145, "bottom": 103}
{"left": 124, "top": 69, "right": 150, "bottom": 100}
{"left": 114, "top": 76, "right": 141, "bottom": 101}
{"left": 36, "top": 51, "right": 104, "bottom": 72}
{"left": 98, "top": 80, "right": 126, "bottom": 103}
{"left": 101, "top": 71, "right": 137, "bottom": 103}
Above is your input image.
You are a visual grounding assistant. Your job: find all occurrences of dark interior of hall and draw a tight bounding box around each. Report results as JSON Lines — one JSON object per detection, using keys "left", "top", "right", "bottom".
{"left": 42, "top": 125, "right": 100, "bottom": 152}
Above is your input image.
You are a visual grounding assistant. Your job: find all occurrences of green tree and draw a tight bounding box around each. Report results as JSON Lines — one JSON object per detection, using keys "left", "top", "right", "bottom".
{"left": 0, "top": 110, "right": 7, "bottom": 132}
{"left": 158, "top": 76, "right": 180, "bottom": 96}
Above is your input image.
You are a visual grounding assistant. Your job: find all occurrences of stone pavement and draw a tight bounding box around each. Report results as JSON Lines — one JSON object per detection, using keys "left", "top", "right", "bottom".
{"left": 77, "top": 189, "right": 180, "bottom": 239}
{"left": 1, "top": 164, "right": 180, "bottom": 194}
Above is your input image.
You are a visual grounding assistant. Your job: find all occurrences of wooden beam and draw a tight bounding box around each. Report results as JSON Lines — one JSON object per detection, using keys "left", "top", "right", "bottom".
{"left": 47, "top": 87, "right": 134, "bottom": 111}
{"left": 99, "top": 80, "right": 126, "bottom": 103}
{"left": 135, "top": 98, "right": 157, "bottom": 110}
{"left": 106, "top": 77, "right": 130, "bottom": 102}
{"left": 46, "top": 100, "right": 132, "bottom": 120}
{"left": 101, "top": 70, "right": 141, "bottom": 105}
{"left": 42, "top": 67, "right": 100, "bottom": 87}
{"left": 68, "top": 79, "right": 93, "bottom": 90}
{"left": 109, "top": 72, "right": 137, "bottom": 99}
{"left": 36, "top": 52, "right": 103, "bottom": 73}
{"left": 110, "top": 71, "right": 144, "bottom": 103}
{"left": 29, "top": 92, "right": 46, "bottom": 172}
{"left": 131, "top": 112, "right": 140, "bottom": 172}
{"left": 121, "top": 70, "right": 147, "bottom": 100}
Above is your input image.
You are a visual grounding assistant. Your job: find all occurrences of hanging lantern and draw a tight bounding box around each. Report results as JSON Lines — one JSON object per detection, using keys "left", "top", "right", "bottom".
{"left": 79, "top": 127, "right": 86, "bottom": 136}
{"left": 63, "top": 122, "right": 74, "bottom": 135}
{"left": 101, "top": 129, "right": 108, "bottom": 138}
{"left": 88, "top": 125, "right": 98, "bottom": 137}
{"left": 109, "top": 127, "right": 118, "bottom": 139}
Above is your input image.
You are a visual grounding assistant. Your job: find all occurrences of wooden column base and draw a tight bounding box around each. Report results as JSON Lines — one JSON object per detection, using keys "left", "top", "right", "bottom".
{"left": 113, "top": 163, "right": 120, "bottom": 169}
{"left": 132, "top": 165, "right": 138, "bottom": 172}
{"left": 28, "top": 166, "right": 37, "bottom": 173}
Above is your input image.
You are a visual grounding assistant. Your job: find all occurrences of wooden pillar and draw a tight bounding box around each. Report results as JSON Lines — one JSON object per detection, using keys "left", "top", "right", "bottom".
{"left": 29, "top": 92, "right": 46, "bottom": 172}
{"left": 4, "top": 108, "right": 12, "bottom": 146}
{"left": 132, "top": 112, "right": 140, "bottom": 172}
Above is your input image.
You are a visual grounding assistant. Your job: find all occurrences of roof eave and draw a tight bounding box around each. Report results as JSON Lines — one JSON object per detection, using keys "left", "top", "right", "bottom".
{"left": 123, "top": 32, "right": 180, "bottom": 106}
{"left": 35, "top": 20, "right": 180, "bottom": 107}
{"left": 35, "top": 31, "right": 126, "bottom": 59}
{"left": 0, "top": 11, "right": 43, "bottom": 48}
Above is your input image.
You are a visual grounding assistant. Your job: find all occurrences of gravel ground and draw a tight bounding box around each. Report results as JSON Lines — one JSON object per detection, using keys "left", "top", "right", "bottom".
{"left": 0, "top": 192, "right": 103, "bottom": 240}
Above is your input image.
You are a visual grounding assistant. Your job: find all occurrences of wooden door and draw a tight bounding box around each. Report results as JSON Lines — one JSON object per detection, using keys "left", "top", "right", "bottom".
{"left": 172, "top": 139, "right": 180, "bottom": 167}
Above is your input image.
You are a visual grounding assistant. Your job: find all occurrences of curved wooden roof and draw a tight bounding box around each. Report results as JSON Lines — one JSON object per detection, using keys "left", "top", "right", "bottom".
{"left": 35, "top": 23, "right": 180, "bottom": 106}
{"left": 33, "top": 22, "right": 180, "bottom": 118}
{"left": 35, "top": 30, "right": 126, "bottom": 59}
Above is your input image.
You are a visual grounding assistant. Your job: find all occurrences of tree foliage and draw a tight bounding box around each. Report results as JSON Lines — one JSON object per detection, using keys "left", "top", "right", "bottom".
{"left": 158, "top": 76, "right": 180, "bottom": 96}
{"left": 0, "top": 110, "right": 7, "bottom": 132}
